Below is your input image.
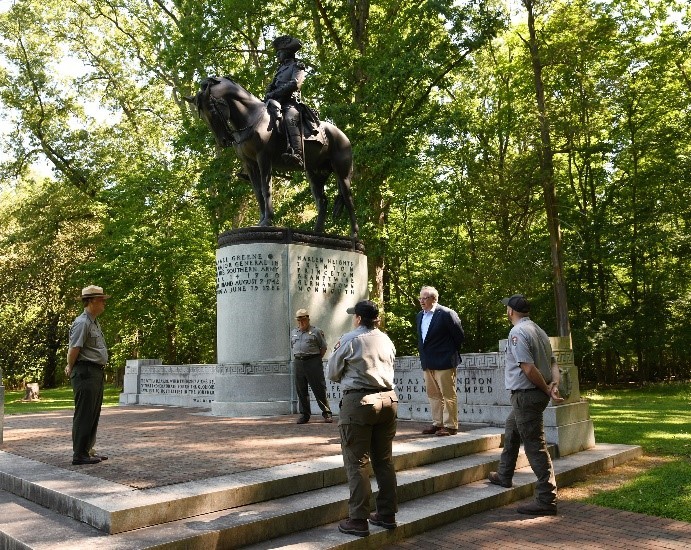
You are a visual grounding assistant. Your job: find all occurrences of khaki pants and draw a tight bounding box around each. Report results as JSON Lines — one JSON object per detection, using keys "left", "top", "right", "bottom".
{"left": 423, "top": 368, "right": 458, "bottom": 429}
{"left": 338, "top": 390, "right": 398, "bottom": 519}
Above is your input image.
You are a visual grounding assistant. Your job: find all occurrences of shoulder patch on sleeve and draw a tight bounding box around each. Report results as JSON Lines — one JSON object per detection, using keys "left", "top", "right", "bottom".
{"left": 511, "top": 336, "right": 518, "bottom": 346}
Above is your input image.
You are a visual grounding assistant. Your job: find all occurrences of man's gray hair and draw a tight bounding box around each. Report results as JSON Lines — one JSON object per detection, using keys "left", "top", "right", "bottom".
{"left": 420, "top": 285, "right": 439, "bottom": 301}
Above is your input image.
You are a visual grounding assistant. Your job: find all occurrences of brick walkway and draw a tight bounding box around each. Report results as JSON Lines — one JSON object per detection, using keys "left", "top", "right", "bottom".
{"left": 389, "top": 500, "right": 691, "bottom": 549}
{"left": 0, "top": 405, "right": 438, "bottom": 488}
{"left": 2, "top": 405, "right": 690, "bottom": 548}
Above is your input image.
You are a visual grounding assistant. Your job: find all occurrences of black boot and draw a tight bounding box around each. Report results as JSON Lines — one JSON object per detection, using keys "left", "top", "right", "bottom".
{"left": 282, "top": 122, "right": 304, "bottom": 168}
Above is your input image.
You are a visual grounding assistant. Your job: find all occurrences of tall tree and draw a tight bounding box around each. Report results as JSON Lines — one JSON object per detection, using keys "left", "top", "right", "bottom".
{"left": 519, "top": 0, "right": 570, "bottom": 337}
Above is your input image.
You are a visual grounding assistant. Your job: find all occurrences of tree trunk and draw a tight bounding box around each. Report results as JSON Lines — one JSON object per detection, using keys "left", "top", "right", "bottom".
{"left": 42, "top": 310, "right": 60, "bottom": 388}
{"left": 523, "top": 0, "right": 571, "bottom": 338}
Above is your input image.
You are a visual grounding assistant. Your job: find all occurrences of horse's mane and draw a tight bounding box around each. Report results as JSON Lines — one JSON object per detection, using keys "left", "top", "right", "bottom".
{"left": 222, "top": 75, "right": 252, "bottom": 95}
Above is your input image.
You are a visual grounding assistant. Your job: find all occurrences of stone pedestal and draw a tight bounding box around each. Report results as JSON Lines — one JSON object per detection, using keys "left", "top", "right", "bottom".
{"left": 119, "top": 359, "right": 215, "bottom": 407}
{"left": 213, "top": 228, "right": 367, "bottom": 417}
{"left": 0, "top": 385, "right": 4, "bottom": 444}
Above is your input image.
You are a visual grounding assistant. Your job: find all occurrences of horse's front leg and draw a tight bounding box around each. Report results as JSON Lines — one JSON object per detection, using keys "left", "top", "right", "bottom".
{"left": 257, "top": 154, "right": 273, "bottom": 226}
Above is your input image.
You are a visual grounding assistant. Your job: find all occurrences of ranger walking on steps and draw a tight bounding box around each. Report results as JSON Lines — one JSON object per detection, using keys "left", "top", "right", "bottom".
{"left": 327, "top": 300, "right": 399, "bottom": 537}
{"left": 488, "top": 294, "right": 564, "bottom": 516}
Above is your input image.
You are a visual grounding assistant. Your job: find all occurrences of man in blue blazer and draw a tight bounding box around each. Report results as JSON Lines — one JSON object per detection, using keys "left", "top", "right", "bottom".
{"left": 416, "top": 286, "right": 465, "bottom": 436}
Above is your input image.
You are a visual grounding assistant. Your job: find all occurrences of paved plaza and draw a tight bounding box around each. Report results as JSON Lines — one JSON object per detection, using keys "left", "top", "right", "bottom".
{"left": 1, "top": 405, "right": 689, "bottom": 548}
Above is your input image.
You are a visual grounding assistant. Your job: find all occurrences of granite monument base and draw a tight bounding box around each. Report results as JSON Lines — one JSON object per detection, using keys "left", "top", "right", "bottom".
{"left": 122, "top": 330, "right": 596, "bottom": 456}
{"left": 211, "top": 362, "right": 292, "bottom": 417}
{"left": 119, "top": 359, "right": 214, "bottom": 407}
{"left": 213, "top": 228, "right": 367, "bottom": 417}
{"left": 0, "top": 385, "right": 4, "bottom": 444}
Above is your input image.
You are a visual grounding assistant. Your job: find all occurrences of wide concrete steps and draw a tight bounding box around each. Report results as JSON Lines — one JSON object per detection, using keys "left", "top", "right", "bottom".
{"left": 0, "top": 428, "right": 503, "bottom": 535}
{"left": 0, "top": 438, "right": 640, "bottom": 549}
{"left": 245, "top": 443, "right": 642, "bottom": 550}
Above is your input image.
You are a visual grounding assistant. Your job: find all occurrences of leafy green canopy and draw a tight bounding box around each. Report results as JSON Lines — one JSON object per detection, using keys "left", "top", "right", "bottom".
{"left": 1, "top": 0, "right": 689, "bottom": 385}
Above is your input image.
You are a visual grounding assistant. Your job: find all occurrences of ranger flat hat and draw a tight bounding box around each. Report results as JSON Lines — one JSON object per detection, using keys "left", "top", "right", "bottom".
{"left": 272, "top": 35, "right": 302, "bottom": 53}
{"left": 501, "top": 294, "right": 530, "bottom": 313}
{"left": 79, "top": 285, "right": 111, "bottom": 300}
{"left": 346, "top": 300, "right": 379, "bottom": 320}
{"left": 295, "top": 308, "right": 309, "bottom": 318}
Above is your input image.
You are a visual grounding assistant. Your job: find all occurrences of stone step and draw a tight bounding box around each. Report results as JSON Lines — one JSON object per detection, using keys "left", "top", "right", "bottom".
{"left": 0, "top": 427, "right": 504, "bottom": 534}
{"left": 243, "top": 443, "right": 643, "bottom": 550}
{"left": 0, "top": 443, "right": 641, "bottom": 549}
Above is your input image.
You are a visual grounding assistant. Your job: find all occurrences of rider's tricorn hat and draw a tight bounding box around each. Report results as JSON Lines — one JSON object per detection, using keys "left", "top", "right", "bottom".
{"left": 272, "top": 35, "right": 302, "bottom": 53}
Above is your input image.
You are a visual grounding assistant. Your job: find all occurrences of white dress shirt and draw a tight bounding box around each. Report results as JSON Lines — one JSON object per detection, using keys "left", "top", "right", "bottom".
{"left": 420, "top": 304, "right": 437, "bottom": 342}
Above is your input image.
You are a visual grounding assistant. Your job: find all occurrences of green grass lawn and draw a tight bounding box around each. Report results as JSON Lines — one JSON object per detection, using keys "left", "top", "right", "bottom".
{"left": 3, "top": 385, "right": 121, "bottom": 415}
{"left": 583, "top": 382, "right": 691, "bottom": 522}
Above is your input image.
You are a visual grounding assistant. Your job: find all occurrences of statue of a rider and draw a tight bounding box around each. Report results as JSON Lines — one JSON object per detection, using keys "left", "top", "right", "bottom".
{"left": 264, "top": 35, "right": 306, "bottom": 169}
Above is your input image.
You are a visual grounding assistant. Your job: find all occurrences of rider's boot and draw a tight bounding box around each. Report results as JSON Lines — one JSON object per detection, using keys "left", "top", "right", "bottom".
{"left": 282, "top": 121, "right": 304, "bottom": 168}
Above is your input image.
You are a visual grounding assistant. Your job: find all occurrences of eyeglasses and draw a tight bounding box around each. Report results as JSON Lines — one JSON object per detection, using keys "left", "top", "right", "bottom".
{"left": 296, "top": 316, "right": 309, "bottom": 319}
{"left": 419, "top": 296, "right": 433, "bottom": 302}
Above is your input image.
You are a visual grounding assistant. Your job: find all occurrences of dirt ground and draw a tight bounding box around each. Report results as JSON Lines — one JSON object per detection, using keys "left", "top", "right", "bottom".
{"left": 559, "top": 454, "right": 671, "bottom": 500}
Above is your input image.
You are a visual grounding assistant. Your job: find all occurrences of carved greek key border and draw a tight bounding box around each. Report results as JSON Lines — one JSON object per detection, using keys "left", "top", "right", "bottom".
{"left": 216, "top": 362, "right": 290, "bottom": 375}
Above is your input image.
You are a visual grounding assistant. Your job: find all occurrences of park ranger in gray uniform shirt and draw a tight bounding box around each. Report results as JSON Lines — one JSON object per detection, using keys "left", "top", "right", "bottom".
{"left": 327, "top": 300, "right": 398, "bottom": 538}
{"left": 65, "top": 285, "right": 110, "bottom": 465}
{"left": 291, "top": 308, "right": 332, "bottom": 424}
{"left": 488, "top": 294, "right": 563, "bottom": 516}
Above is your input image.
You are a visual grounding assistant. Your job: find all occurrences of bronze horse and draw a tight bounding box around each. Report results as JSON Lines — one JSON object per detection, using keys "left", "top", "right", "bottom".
{"left": 189, "top": 76, "right": 358, "bottom": 238}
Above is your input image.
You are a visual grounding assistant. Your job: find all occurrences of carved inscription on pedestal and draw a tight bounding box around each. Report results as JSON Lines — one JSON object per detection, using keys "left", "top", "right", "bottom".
{"left": 140, "top": 378, "right": 215, "bottom": 404}
{"left": 457, "top": 375, "right": 493, "bottom": 396}
{"left": 295, "top": 255, "right": 357, "bottom": 295}
{"left": 216, "top": 253, "right": 281, "bottom": 295}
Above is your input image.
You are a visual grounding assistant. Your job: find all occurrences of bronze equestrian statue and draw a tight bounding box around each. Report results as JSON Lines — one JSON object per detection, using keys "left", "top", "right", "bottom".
{"left": 264, "top": 36, "right": 306, "bottom": 168}
{"left": 187, "top": 38, "right": 358, "bottom": 239}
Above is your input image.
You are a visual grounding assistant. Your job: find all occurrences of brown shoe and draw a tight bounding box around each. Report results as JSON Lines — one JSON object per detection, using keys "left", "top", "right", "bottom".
{"left": 368, "top": 512, "right": 396, "bottom": 529}
{"left": 517, "top": 501, "right": 557, "bottom": 516}
{"left": 436, "top": 427, "right": 457, "bottom": 436}
{"left": 338, "top": 518, "right": 369, "bottom": 537}
{"left": 422, "top": 425, "right": 441, "bottom": 435}
{"left": 296, "top": 416, "right": 309, "bottom": 424}
{"left": 323, "top": 414, "right": 333, "bottom": 423}
{"left": 488, "top": 471, "right": 512, "bottom": 488}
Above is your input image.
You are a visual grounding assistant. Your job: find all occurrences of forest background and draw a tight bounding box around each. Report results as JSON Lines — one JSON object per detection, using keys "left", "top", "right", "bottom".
{"left": 0, "top": 0, "right": 689, "bottom": 390}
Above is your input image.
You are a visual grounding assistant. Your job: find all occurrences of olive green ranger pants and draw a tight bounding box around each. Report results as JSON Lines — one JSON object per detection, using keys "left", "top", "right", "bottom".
{"left": 338, "top": 389, "right": 399, "bottom": 520}
{"left": 70, "top": 361, "right": 104, "bottom": 460}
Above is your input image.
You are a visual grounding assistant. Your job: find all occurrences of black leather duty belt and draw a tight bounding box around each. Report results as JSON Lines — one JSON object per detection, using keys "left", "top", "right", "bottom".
{"left": 342, "top": 388, "right": 386, "bottom": 395}
{"left": 75, "top": 360, "right": 106, "bottom": 370}
{"left": 294, "top": 354, "right": 320, "bottom": 360}
{"left": 510, "top": 388, "right": 540, "bottom": 394}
